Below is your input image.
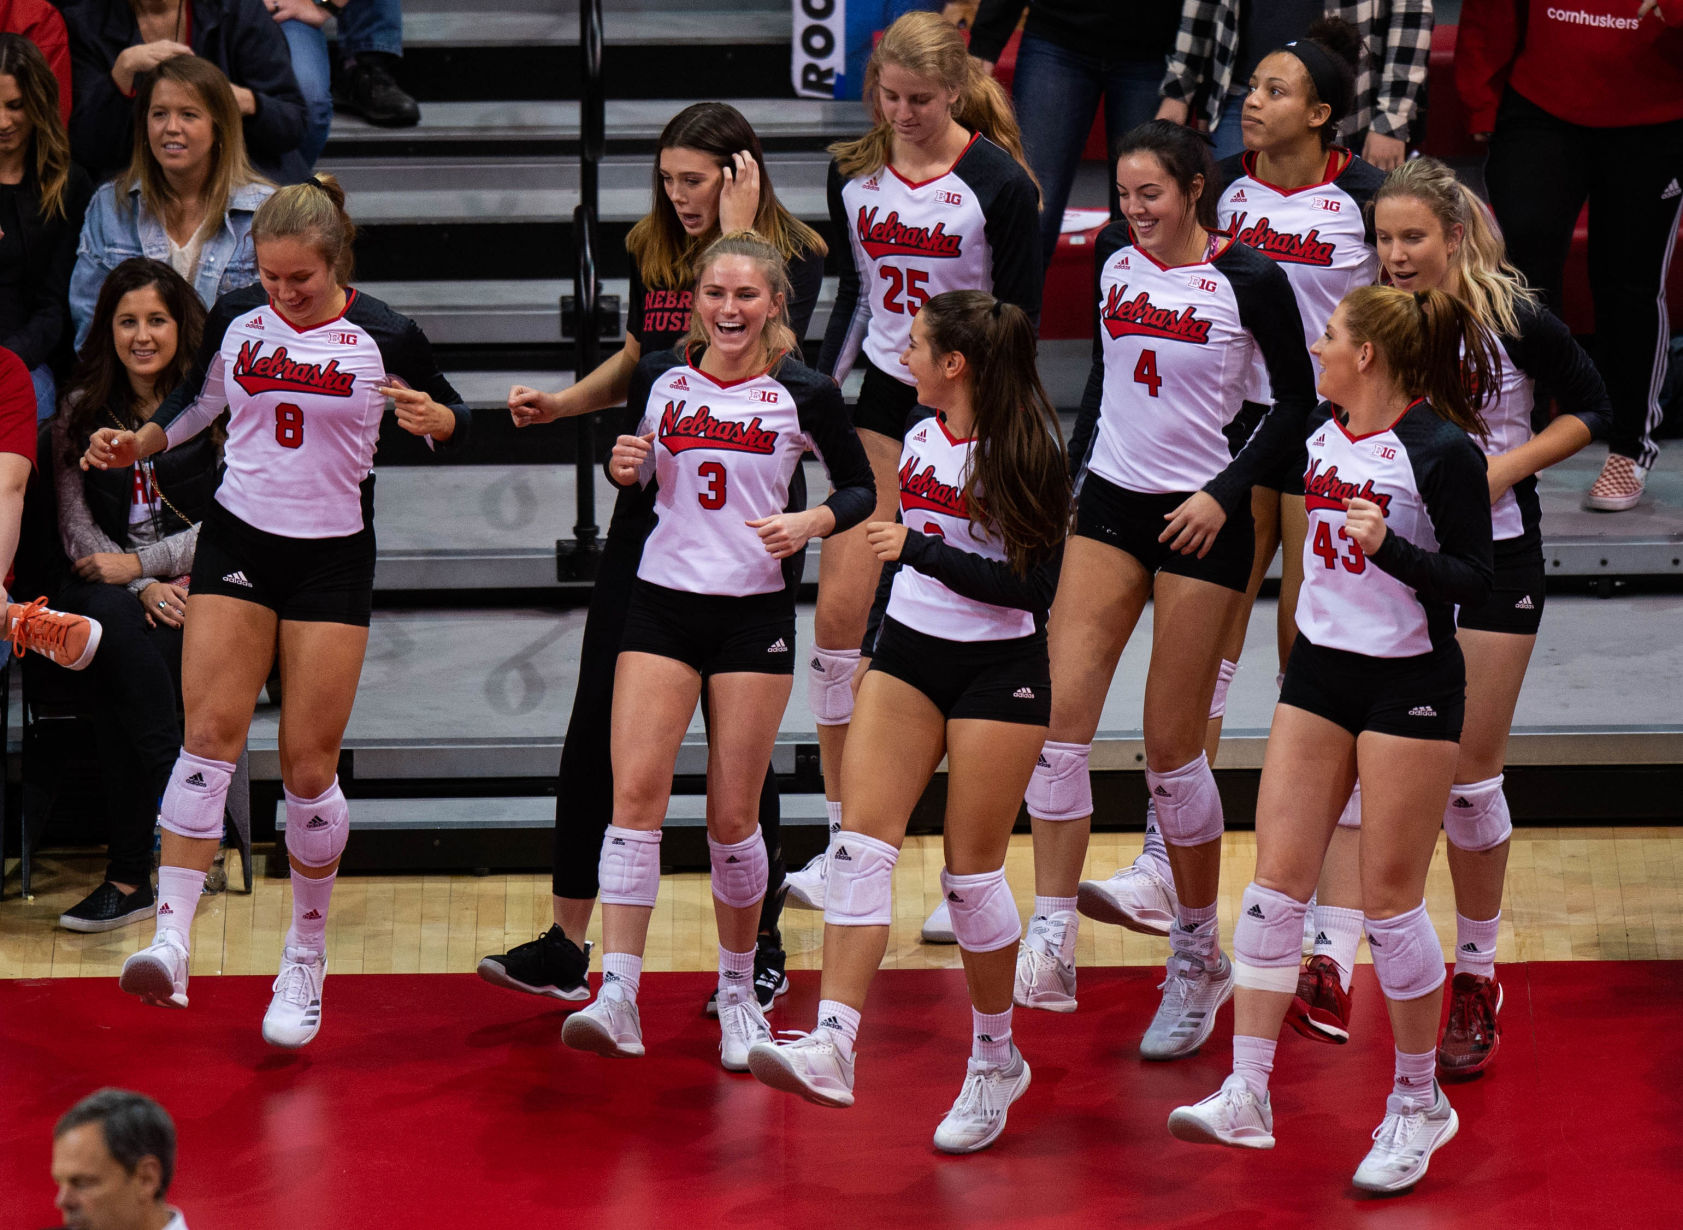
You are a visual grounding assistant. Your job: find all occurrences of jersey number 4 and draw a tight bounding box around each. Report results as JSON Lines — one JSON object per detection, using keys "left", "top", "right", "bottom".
{"left": 274, "top": 402, "right": 305, "bottom": 449}
{"left": 697, "top": 461, "right": 727, "bottom": 510}
{"left": 1133, "top": 350, "right": 1163, "bottom": 398}
{"left": 1312, "top": 521, "right": 1366, "bottom": 574}
{"left": 879, "top": 265, "right": 930, "bottom": 315}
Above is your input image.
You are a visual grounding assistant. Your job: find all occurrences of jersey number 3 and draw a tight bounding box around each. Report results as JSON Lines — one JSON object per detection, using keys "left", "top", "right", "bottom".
{"left": 697, "top": 461, "right": 727, "bottom": 510}
{"left": 274, "top": 402, "right": 305, "bottom": 449}
{"left": 1312, "top": 521, "right": 1366, "bottom": 574}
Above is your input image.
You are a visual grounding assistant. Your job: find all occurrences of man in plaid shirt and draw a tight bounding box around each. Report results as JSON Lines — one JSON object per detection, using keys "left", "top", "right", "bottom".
{"left": 1154, "top": 1, "right": 1434, "bottom": 170}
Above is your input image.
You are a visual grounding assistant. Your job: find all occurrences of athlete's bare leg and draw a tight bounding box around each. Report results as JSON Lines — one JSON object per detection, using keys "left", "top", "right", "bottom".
{"left": 1447, "top": 628, "right": 1534, "bottom": 919}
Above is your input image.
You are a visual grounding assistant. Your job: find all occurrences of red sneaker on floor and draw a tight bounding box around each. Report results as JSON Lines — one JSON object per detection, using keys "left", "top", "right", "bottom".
{"left": 1286, "top": 955, "right": 1351, "bottom": 1044}
{"left": 6, "top": 597, "right": 101, "bottom": 670}
{"left": 1437, "top": 972, "right": 1502, "bottom": 1079}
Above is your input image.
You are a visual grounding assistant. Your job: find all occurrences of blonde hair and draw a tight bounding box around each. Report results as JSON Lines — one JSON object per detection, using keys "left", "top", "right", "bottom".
{"left": 251, "top": 173, "right": 356, "bottom": 285}
{"left": 1340, "top": 285, "right": 1500, "bottom": 439}
{"left": 681, "top": 231, "right": 799, "bottom": 369}
{"left": 1375, "top": 157, "right": 1536, "bottom": 339}
{"left": 828, "top": 10, "right": 1039, "bottom": 200}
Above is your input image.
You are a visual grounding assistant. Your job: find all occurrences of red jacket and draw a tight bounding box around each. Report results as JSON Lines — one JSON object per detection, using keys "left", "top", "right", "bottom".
{"left": 1457, "top": 0, "right": 1683, "bottom": 132}
{"left": 0, "top": 0, "right": 72, "bottom": 128}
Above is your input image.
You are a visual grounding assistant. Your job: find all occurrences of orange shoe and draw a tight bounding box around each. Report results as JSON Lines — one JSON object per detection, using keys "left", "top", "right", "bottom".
{"left": 6, "top": 597, "right": 102, "bottom": 670}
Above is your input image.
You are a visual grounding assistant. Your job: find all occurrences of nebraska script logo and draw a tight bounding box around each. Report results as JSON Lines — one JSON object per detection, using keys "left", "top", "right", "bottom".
{"left": 1303, "top": 460, "right": 1393, "bottom": 515}
{"left": 232, "top": 342, "right": 355, "bottom": 398}
{"left": 659, "top": 400, "right": 778, "bottom": 455}
{"left": 1228, "top": 212, "right": 1336, "bottom": 267}
{"left": 1101, "top": 285, "right": 1211, "bottom": 343}
{"left": 856, "top": 207, "right": 963, "bottom": 261}
{"left": 899, "top": 459, "right": 966, "bottom": 517}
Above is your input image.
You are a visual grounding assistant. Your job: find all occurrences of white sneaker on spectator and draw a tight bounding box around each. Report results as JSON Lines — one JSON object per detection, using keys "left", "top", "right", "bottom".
{"left": 119, "top": 932, "right": 189, "bottom": 1009}
{"left": 262, "top": 946, "right": 327, "bottom": 1049}
{"left": 933, "top": 1046, "right": 1032, "bottom": 1154}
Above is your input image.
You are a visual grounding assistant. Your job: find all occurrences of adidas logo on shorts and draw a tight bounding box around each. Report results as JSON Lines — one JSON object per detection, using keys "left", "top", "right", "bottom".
{"left": 1408, "top": 705, "right": 1438, "bottom": 717}
{"left": 767, "top": 638, "right": 789, "bottom": 654}
{"left": 1013, "top": 686, "right": 1036, "bottom": 699}
{"left": 1514, "top": 595, "right": 1535, "bottom": 610}
{"left": 222, "top": 570, "right": 254, "bottom": 588}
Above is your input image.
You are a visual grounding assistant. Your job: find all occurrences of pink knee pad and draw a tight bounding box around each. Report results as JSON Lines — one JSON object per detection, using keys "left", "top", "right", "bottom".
{"left": 808, "top": 646, "right": 860, "bottom": 726}
{"left": 940, "top": 866, "right": 1022, "bottom": 953}
{"left": 1337, "top": 782, "right": 1362, "bottom": 829}
{"left": 708, "top": 830, "right": 768, "bottom": 909}
{"left": 1443, "top": 775, "right": 1511, "bottom": 852}
{"left": 1024, "top": 741, "right": 1091, "bottom": 822}
{"left": 1365, "top": 902, "right": 1446, "bottom": 1001}
{"left": 158, "top": 751, "right": 235, "bottom": 841}
{"left": 1233, "top": 882, "right": 1309, "bottom": 993}
{"left": 285, "top": 779, "right": 349, "bottom": 868}
{"left": 599, "top": 825, "right": 662, "bottom": 907}
{"left": 1207, "top": 659, "right": 1238, "bottom": 720}
{"left": 1146, "top": 753, "right": 1224, "bottom": 847}
{"left": 824, "top": 832, "right": 898, "bottom": 927}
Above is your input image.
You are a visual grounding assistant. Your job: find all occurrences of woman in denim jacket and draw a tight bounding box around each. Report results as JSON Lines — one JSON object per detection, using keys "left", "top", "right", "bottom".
{"left": 70, "top": 55, "right": 271, "bottom": 352}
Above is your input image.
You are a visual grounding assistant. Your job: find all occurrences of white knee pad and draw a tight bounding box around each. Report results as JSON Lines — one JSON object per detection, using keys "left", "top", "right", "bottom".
{"left": 1233, "top": 882, "right": 1310, "bottom": 993}
{"left": 1207, "top": 658, "right": 1238, "bottom": 720}
{"left": 1443, "top": 775, "right": 1511, "bottom": 852}
{"left": 708, "top": 830, "right": 768, "bottom": 909}
{"left": 1366, "top": 902, "right": 1446, "bottom": 1001}
{"left": 1146, "top": 753, "right": 1224, "bottom": 847}
{"left": 158, "top": 751, "right": 234, "bottom": 841}
{"left": 1337, "top": 782, "right": 1362, "bottom": 829}
{"left": 940, "top": 866, "right": 1022, "bottom": 954}
{"left": 1024, "top": 740, "right": 1092, "bottom": 822}
{"left": 598, "top": 825, "right": 662, "bottom": 908}
{"left": 285, "top": 779, "right": 349, "bottom": 868}
{"left": 808, "top": 646, "right": 861, "bottom": 726}
{"left": 823, "top": 832, "right": 897, "bottom": 927}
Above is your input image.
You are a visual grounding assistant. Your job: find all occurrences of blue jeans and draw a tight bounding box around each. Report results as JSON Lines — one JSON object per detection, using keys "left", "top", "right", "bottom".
{"left": 337, "top": 0, "right": 404, "bottom": 59}
{"left": 1012, "top": 38, "right": 1163, "bottom": 264}
{"left": 279, "top": 0, "right": 406, "bottom": 168}
{"left": 30, "top": 363, "right": 55, "bottom": 421}
{"left": 1211, "top": 92, "right": 1249, "bottom": 164}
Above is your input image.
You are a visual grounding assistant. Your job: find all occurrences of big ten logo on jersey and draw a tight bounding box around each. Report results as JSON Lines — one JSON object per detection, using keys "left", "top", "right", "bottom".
{"left": 325, "top": 330, "right": 359, "bottom": 346}
{"left": 749, "top": 388, "right": 780, "bottom": 404}
{"left": 1372, "top": 443, "right": 1397, "bottom": 460}
{"left": 643, "top": 288, "right": 693, "bottom": 334}
{"left": 1100, "top": 285, "right": 1212, "bottom": 343}
{"left": 1228, "top": 212, "right": 1336, "bottom": 267}
{"left": 1186, "top": 272, "right": 1218, "bottom": 294}
{"left": 1310, "top": 195, "right": 1342, "bottom": 214}
{"left": 935, "top": 189, "right": 964, "bottom": 207}
{"left": 899, "top": 458, "right": 966, "bottom": 517}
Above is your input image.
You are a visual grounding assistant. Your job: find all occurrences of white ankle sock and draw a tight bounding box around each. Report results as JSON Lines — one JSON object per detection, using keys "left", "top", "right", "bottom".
{"left": 1454, "top": 912, "right": 1499, "bottom": 979}
{"left": 1311, "top": 905, "right": 1365, "bottom": 991}
{"left": 601, "top": 952, "right": 642, "bottom": 1001}
{"left": 1174, "top": 905, "right": 1219, "bottom": 961}
{"left": 1137, "top": 800, "right": 1171, "bottom": 878}
{"left": 817, "top": 998, "right": 860, "bottom": 1059}
{"left": 1393, "top": 1046, "right": 1436, "bottom": 1105}
{"left": 824, "top": 800, "right": 842, "bottom": 839}
{"left": 286, "top": 870, "right": 335, "bottom": 954}
{"left": 154, "top": 865, "right": 202, "bottom": 950}
{"left": 1233, "top": 1034, "right": 1276, "bottom": 1097}
{"left": 972, "top": 1006, "right": 1013, "bottom": 1066}
{"left": 717, "top": 944, "right": 755, "bottom": 1006}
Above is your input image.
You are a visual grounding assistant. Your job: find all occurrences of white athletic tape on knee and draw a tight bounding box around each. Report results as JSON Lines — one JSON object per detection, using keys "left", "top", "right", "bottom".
{"left": 284, "top": 779, "right": 349, "bottom": 868}
{"left": 158, "top": 751, "right": 234, "bottom": 841}
{"left": 708, "top": 830, "right": 768, "bottom": 909}
{"left": 808, "top": 646, "right": 861, "bottom": 726}
{"left": 1146, "top": 753, "right": 1224, "bottom": 847}
{"left": 823, "top": 832, "right": 897, "bottom": 927}
{"left": 1025, "top": 740, "right": 1092, "bottom": 822}
{"left": 1366, "top": 902, "right": 1445, "bottom": 1001}
{"left": 1233, "top": 882, "right": 1309, "bottom": 992}
{"left": 940, "top": 866, "right": 1022, "bottom": 953}
{"left": 1207, "top": 659, "right": 1238, "bottom": 720}
{"left": 1442, "top": 775, "right": 1511, "bottom": 852}
{"left": 1337, "top": 782, "right": 1362, "bottom": 829}
{"left": 598, "top": 825, "right": 662, "bottom": 907}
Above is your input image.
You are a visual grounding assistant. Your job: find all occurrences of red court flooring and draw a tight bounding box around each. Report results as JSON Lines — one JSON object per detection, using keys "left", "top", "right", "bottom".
{"left": 3, "top": 962, "right": 1677, "bottom": 1228}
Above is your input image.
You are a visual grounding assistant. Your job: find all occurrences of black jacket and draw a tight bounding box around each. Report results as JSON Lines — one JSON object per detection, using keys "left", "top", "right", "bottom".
{"left": 0, "top": 163, "right": 93, "bottom": 373}
{"left": 63, "top": 0, "right": 308, "bottom": 185}
{"left": 81, "top": 423, "right": 221, "bottom": 548}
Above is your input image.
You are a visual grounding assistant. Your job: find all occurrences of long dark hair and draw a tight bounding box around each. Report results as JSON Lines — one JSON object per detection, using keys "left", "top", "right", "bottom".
{"left": 917, "top": 290, "right": 1068, "bottom": 574}
{"left": 0, "top": 33, "right": 72, "bottom": 220}
{"left": 1340, "top": 285, "right": 1500, "bottom": 439}
{"left": 62, "top": 258, "right": 206, "bottom": 467}
{"left": 1114, "top": 120, "right": 1219, "bottom": 230}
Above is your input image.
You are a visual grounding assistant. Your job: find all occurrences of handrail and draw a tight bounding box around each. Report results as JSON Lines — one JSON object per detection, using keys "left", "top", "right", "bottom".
{"left": 563, "top": 0, "right": 606, "bottom": 577}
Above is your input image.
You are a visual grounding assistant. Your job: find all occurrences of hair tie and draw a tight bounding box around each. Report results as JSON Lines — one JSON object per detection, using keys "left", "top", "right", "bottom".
{"left": 990, "top": 299, "right": 1004, "bottom": 319}
{"left": 1283, "top": 39, "right": 1348, "bottom": 118}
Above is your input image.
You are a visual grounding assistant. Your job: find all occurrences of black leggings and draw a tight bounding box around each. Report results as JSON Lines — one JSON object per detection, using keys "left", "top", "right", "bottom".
{"left": 550, "top": 524, "right": 787, "bottom": 935}
{"left": 1485, "top": 89, "right": 1683, "bottom": 468}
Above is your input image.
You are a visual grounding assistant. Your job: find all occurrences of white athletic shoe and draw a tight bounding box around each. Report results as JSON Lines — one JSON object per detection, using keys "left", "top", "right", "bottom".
{"left": 1013, "top": 915, "right": 1077, "bottom": 1012}
{"left": 561, "top": 993, "right": 645, "bottom": 1058}
{"left": 262, "top": 946, "right": 327, "bottom": 1049}
{"left": 922, "top": 899, "right": 957, "bottom": 944}
{"left": 1077, "top": 862, "right": 1178, "bottom": 936}
{"left": 1140, "top": 948, "right": 1234, "bottom": 1059}
{"left": 747, "top": 1029, "right": 856, "bottom": 1107}
{"left": 119, "top": 932, "right": 190, "bottom": 1008}
{"left": 783, "top": 850, "right": 827, "bottom": 911}
{"left": 718, "top": 993, "right": 773, "bottom": 1071}
{"left": 1168, "top": 1073, "right": 1276, "bottom": 1149}
{"left": 933, "top": 1046, "right": 1032, "bottom": 1154}
{"left": 1353, "top": 1085, "right": 1459, "bottom": 1193}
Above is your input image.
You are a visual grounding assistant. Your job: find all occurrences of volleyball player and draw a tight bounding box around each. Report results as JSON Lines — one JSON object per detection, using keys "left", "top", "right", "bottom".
{"left": 791, "top": 11, "right": 1041, "bottom": 932}
{"left": 1017, "top": 122, "right": 1311, "bottom": 1055}
{"left": 749, "top": 291, "right": 1067, "bottom": 1154}
{"left": 85, "top": 176, "right": 471, "bottom": 1048}
{"left": 482, "top": 102, "right": 827, "bottom": 1012}
{"left": 1287, "top": 159, "right": 1608, "bottom": 1075}
{"left": 558, "top": 232, "right": 873, "bottom": 1070}
{"left": 1168, "top": 284, "right": 1498, "bottom": 1194}
{"left": 1078, "top": 20, "right": 1382, "bottom": 941}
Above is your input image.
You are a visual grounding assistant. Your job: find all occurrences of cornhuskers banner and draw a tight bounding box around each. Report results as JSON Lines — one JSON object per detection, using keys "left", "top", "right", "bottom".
{"left": 791, "top": 1, "right": 943, "bottom": 100}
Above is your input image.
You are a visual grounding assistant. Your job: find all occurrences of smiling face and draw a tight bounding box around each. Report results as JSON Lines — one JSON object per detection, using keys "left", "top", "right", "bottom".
{"left": 696, "top": 253, "right": 781, "bottom": 367}
{"left": 1242, "top": 51, "right": 1330, "bottom": 154}
{"left": 1375, "top": 194, "right": 1461, "bottom": 295}
{"left": 111, "top": 285, "right": 179, "bottom": 391}
{"left": 0, "top": 73, "right": 32, "bottom": 160}
{"left": 660, "top": 146, "right": 726, "bottom": 237}
{"left": 146, "top": 78, "right": 214, "bottom": 179}
{"left": 876, "top": 62, "right": 959, "bottom": 148}
{"left": 257, "top": 235, "right": 340, "bottom": 326}
{"left": 899, "top": 310, "right": 957, "bottom": 407}
{"left": 1309, "top": 303, "right": 1370, "bottom": 404}
{"left": 52, "top": 1123, "right": 162, "bottom": 1230}
{"left": 1116, "top": 151, "right": 1201, "bottom": 257}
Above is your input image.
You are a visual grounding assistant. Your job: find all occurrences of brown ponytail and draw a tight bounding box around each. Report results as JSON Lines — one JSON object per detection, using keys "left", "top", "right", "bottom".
{"left": 250, "top": 173, "right": 356, "bottom": 285}
{"left": 1340, "top": 285, "right": 1500, "bottom": 438}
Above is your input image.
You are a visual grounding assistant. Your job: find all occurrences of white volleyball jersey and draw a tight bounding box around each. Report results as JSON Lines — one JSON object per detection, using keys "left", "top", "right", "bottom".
{"left": 820, "top": 134, "right": 1041, "bottom": 384}
{"left": 630, "top": 352, "right": 874, "bottom": 597}
{"left": 1079, "top": 224, "right": 1315, "bottom": 495}
{"left": 1297, "top": 401, "right": 1494, "bottom": 657}
{"left": 154, "top": 286, "right": 468, "bottom": 538}
{"left": 885, "top": 414, "right": 1034, "bottom": 642}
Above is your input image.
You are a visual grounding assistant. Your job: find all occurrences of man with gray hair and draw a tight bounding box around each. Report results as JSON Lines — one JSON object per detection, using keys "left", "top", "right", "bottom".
{"left": 49, "top": 1089, "right": 186, "bottom": 1230}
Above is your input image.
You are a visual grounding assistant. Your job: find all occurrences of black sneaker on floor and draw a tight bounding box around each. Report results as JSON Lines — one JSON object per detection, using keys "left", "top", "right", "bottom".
{"left": 334, "top": 51, "right": 420, "bottom": 127}
{"left": 60, "top": 881, "right": 156, "bottom": 933}
{"left": 704, "top": 938, "right": 789, "bottom": 1016}
{"left": 477, "top": 925, "right": 592, "bottom": 1001}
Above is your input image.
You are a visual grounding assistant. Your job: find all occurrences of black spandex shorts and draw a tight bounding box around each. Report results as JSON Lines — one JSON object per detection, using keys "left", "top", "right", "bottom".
{"left": 1073, "top": 471, "right": 1255, "bottom": 593}
{"left": 1280, "top": 637, "right": 1465, "bottom": 742}
{"left": 619, "top": 579, "right": 797, "bottom": 676}
{"left": 190, "top": 501, "right": 375, "bottom": 626}
{"left": 852, "top": 357, "right": 920, "bottom": 440}
{"left": 1456, "top": 539, "right": 1545, "bottom": 636}
{"left": 866, "top": 616, "right": 1051, "bottom": 725}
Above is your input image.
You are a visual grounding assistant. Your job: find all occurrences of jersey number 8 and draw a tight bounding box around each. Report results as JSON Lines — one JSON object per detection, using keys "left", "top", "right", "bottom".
{"left": 275, "top": 402, "right": 305, "bottom": 449}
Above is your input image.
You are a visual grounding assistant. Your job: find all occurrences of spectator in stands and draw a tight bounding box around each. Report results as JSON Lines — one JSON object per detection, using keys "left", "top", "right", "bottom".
{"left": 51, "top": 1088, "right": 187, "bottom": 1230}
{"left": 69, "top": 54, "right": 272, "bottom": 351}
{"left": 0, "top": 34, "right": 93, "bottom": 420}
{"left": 967, "top": 0, "right": 1183, "bottom": 265}
{"left": 267, "top": 0, "right": 418, "bottom": 161}
{"left": 1156, "top": 1, "right": 1432, "bottom": 169}
{"left": 1460, "top": 0, "right": 1683, "bottom": 512}
{"left": 0, "top": 0, "right": 71, "bottom": 126}
{"left": 52, "top": 258, "right": 212, "bottom": 935}
{"left": 64, "top": 0, "right": 308, "bottom": 184}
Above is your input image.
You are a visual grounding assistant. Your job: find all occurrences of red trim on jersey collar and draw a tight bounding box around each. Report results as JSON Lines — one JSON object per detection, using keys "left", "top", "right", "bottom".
{"left": 1334, "top": 396, "right": 1424, "bottom": 443}
{"left": 684, "top": 345, "right": 788, "bottom": 390}
{"left": 271, "top": 288, "right": 358, "bottom": 334}
{"left": 887, "top": 131, "right": 981, "bottom": 190}
{"left": 1130, "top": 227, "right": 1235, "bottom": 272}
{"left": 1240, "top": 147, "right": 1354, "bottom": 197}
{"left": 933, "top": 410, "right": 974, "bottom": 445}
